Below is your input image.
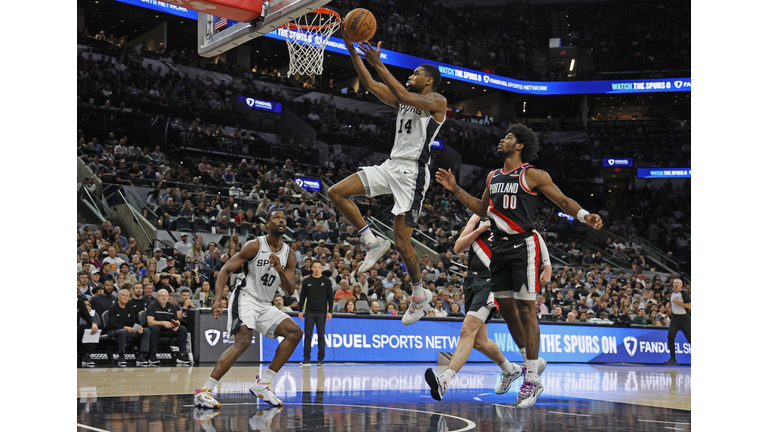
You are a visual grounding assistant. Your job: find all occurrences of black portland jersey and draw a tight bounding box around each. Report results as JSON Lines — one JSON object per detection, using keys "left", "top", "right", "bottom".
{"left": 468, "top": 218, "right": 492, "bottom": 273}
{"left": 487, "top": 163, "right": 538, "bottom": 235}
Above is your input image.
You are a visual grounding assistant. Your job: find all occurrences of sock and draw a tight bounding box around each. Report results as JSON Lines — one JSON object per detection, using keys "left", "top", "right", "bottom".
{"left": 443, "top": 368, "right": 456, "bottom": 385}
{"left": 359, "top": 225, "right": 377, "bottom": 245}
{"left": 203, "top": 377, "right": 218, "bottom": 391}
{"left": 260, "top": 368, "right": 277, "bottom": 384}
{"left": 519, "top": 347, "right": 527, "bottom": 363}
{"left": 412, "top": 280, "right": 425, "bottom": 298}
{"left": 499, "top": 359, "right": 515, "bottom": 374}
{"left": 524, "top": 357, "right": 538, "bottom": 381}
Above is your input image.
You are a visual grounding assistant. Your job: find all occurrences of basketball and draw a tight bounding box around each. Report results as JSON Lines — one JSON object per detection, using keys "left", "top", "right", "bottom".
{"left": 343, "top": 8, "right": 376, "bottom": 42}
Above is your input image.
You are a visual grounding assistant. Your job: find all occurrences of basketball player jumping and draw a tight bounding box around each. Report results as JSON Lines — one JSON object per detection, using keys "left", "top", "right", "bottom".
{"left": 328, "top": 33, "right": 446, "bottom": 325}
{"left": 425, "top": 213, "right": 551, "bottom": 401}
{"left": 436, "top": 124, "right": 603, "bottom": 408}
{"left": 194, "top": 210, "right": 304, "bottom": 409}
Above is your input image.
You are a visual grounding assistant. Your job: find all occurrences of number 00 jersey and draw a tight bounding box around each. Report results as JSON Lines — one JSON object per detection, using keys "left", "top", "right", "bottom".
{"left": 389, "top": 102, "right": 444, "bottom": 164}
{"left": 487, "top": 163, "right": 539, "bottom": 235}
{"left": 240, "top": 235, "right": 291, "bottom": 302}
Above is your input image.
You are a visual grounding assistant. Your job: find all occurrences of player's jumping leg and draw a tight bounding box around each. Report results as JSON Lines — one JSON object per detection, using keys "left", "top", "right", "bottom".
{"left": 495, "top": 297, "right": 546, "bottom": 396}
{"left": 250, "top": 319, "right": 303, "bottom": 406}
{"left": 425, "top": 309, "right": 521, "bottom": 400}
{"left": 393, "top": 215, "right": 431, "bottom": 324}
{"left": 195, "top": 325, "right": 255, "bottom": 409}
{"left": 328, "top": 173, "right": 391, "bottom": 275}
{"left": 512, "top": 299, "right": 544, "bottom": 408}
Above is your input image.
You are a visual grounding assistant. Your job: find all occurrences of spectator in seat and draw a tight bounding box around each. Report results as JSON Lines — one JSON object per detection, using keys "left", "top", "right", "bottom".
{"left": 107, "top": 288, "right": 151, "bottom": 367}
{"left": 272, "top": 294, "right": 293, "bottom": 313}
{"left": 178, "top": 289, "right": 196, "bottom": 326}
{"left": 215, "top": 216, "right": 229, "bottom": 234}
{"left": 146, "top": 289, "right": 190, "bottom": 365}
{"left": 351, "top": 282, "right": 368, "bottom": 303}
{"left": 384, "top": 302, "right": 397, "bottom": 315}
{"left": 535, "top": 295, "right": 549, "bottom": 314}
{"left": 150, "top": 146, "right": 165, "bottom": 164}
{"left": 101, "top": 247, "right": 125, "bottom": 275}
{"left": 552, "top": 306, "right": 565, "bottom": 321}
{"left": 632, "top": 309, "right": 649, "bottom": 325}
{"left": 566, "top": 311, "right": 577, "bottom": 322}
{"left": 369, "top": 301, "right": 382, "bottom": 315}
{"left": 118, "top": 263, "right": 138, "bottom": 286}
{"left": 448, "top": 301, "right": 464, "bottom": 317}
{"left": 193, "top": 280, "right": 214, "bottom": 307}
{"left": 334, "top": 280, "right": 354, "bottom": 303}
{"left": 338, "top": 299, "right": 356, "bottom": 314}
{"left": 90, "top": 281, "right": 117, "bottom": 316}
{"left": 382, "top": 272, "right": 397, "bottom": 289}
{"left": 433, "top": 299, "right": 447, "bottom": 317}
{"left": 159, "top": 198, "right": 179, "bottom": 229}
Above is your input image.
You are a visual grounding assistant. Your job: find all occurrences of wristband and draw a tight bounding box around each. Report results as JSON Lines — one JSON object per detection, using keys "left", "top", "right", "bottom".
{"left": 577, "top": 209, "right": 589, "bottom": 223}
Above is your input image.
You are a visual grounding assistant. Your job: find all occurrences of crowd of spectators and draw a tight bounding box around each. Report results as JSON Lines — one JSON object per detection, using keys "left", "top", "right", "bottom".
{"left": 331, "top": 0, "right": 690, "bottom": 80}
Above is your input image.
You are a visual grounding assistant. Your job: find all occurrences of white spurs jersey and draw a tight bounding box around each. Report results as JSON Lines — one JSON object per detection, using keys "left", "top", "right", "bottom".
{"left": 390, "top": 102, "right": 444, "bottom": 164}
{"left": 240, "top": 236, "right": 291, "bottom": 302}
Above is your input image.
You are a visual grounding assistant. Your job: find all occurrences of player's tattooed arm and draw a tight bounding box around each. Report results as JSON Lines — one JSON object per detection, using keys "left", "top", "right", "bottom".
{"left": 435, "top": 168, "right": 490, "bottom": 217}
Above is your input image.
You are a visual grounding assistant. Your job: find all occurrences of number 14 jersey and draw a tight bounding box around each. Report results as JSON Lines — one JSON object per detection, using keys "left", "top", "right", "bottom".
{"left": 242, "top": 235, "right": 291, "bottom": 302}
{"left": 487, "top": 163, "right": 539, "bottom": 235}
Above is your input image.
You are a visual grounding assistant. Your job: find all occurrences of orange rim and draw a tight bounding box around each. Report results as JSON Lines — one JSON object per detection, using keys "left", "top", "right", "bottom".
{"left": 282, "top": 8, "right": 341, "bottom": 30}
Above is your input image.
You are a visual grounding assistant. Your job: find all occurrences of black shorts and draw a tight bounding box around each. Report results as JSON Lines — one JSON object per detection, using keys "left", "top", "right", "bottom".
{"left": 489, "top": 231, "right": 541, "bottom": 300}
{"left": 463, "top": 272, "right": 495, "bottom": 323}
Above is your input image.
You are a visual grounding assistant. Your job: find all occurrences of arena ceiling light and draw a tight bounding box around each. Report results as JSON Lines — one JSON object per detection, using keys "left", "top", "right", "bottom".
{"left": 569, "top": 59, "right": 576, "bottom": 72}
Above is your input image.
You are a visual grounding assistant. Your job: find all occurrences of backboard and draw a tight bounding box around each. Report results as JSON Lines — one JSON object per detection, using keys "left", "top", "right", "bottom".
{"left": 197, "top": 0, "right": 332, "bottom": 57}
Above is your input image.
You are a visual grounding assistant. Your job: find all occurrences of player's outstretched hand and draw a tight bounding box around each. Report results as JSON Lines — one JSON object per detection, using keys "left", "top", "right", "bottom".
{"left": 435, "top": 168, "right": 456, "bottom": 192}
{"left": 358, "top": 41, "right": 383, "bottom": 66}
{"left": 585, "top": 214, "right": 603, "bottom": 230}
{"left": 212, "top": 299, "right": 224, "bottom": 320}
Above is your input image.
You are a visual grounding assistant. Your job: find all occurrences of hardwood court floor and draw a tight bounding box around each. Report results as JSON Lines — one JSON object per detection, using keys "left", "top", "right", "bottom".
{"left": 77, "top": 362, "right": 691, "bottom": 431}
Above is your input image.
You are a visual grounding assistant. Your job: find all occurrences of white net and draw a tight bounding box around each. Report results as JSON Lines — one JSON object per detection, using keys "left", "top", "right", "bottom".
{"left": 285, "top": 10, "right": 340, "bottom": 76}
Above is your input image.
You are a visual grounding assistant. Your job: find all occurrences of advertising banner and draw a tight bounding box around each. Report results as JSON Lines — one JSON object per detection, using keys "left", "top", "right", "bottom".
{"left": 262, "top": 317, "right": 690, "bottom": 364}
{"left": 195, "top": 311, "right": 261, "bottom": 363}
{"left": 637, "top": 168, "right": 691, "bottom": 178}
{"left": 236, "top": 96, "right": 282, "bottom": 113}
{"left": 603, "top": 158, "right": 633, "bottom": 167}
{"left": 293, "top": 176, "right": 322, "bottom": 192}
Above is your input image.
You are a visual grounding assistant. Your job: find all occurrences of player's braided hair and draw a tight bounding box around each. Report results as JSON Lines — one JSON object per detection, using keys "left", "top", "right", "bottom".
{"left": 507, "top": 123, "right": 540, "bottom": 162}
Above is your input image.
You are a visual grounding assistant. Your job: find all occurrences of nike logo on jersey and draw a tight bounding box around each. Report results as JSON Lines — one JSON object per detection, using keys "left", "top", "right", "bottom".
{"left": 514, "top": 243, "right": 523, "bottom": 248}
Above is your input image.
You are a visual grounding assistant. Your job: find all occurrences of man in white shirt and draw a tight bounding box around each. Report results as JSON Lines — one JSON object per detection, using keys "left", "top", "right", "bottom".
{"left": 101, "top": 247, "right": 125, "bottom": 275}
{"left": 174, "top": 233, "right": 192, "bottom": 257}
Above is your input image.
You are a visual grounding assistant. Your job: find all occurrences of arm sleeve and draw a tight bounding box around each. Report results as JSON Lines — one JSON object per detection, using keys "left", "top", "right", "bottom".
{"left": 534, "top": 231, "right": 551, "bottom": 266}
{"left": 681, "top": 291, "right": 691, "bottom": 304}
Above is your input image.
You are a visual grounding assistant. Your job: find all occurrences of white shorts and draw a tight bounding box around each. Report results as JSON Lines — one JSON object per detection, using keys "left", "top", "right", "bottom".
{"left": 228, "top": 291, "right": 290, "bottom": 339}
{"left": 493, "top": 289, "right": 537, "bottom": 301}
{"left": 358, "top": 158, "right": 429, "bottom": 228}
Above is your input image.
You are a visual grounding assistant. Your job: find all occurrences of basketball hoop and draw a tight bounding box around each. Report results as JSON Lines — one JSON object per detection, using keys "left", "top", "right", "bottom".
{"left": 283, "top": 8, "right": 341, "bottom": 76}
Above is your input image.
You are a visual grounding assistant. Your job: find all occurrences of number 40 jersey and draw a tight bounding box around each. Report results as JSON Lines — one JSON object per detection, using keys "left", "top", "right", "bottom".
{"left": 241, "top": 235, "right": 291, "bottom": 302}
